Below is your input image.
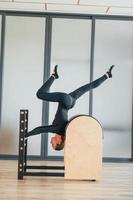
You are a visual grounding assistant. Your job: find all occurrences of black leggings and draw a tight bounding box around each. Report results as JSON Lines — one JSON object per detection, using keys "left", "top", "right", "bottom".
{"left": 26, "top": 74, "right": 107, "bottom": 137}
{"left": 36, "top": 74, "right": 107, "bottom": 103}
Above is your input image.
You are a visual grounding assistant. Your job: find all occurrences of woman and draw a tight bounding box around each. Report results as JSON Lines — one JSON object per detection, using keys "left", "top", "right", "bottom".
{"left": 26, "top": 65, "right": 115, "bottom": 150}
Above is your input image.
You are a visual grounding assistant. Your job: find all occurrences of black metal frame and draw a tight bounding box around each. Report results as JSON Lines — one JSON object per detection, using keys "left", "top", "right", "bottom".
{"left": 41, "top": 16, "right": 52, "bottom": 159}
{"left": 89, "top": 17, "right": 95, "bottom": 116}
{"left": 1, "top": 10, "right": 133, "bottom": 20}
{"left": 18, "top": 109, "right": 64, "bottom": 180}
{"left": 0, "top": 10, "right": 133, "bottom": 162}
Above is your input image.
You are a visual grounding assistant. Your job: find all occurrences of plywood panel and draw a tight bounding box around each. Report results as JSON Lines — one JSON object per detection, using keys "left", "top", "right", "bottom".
{"left": 65, "top": 115, "right": 103, "bottom": 180}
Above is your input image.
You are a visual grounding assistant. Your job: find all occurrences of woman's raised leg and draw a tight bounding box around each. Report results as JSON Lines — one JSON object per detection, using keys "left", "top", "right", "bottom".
{"left": 69, "top": 65, "right": 115, "bottom": 100}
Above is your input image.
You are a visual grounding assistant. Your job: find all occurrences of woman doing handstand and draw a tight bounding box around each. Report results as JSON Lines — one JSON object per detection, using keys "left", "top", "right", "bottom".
{"left": 26, "top": 65, "right": 115, "bottom": 150}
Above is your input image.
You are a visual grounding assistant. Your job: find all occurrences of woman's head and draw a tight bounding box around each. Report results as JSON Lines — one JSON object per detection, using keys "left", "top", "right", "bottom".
{"left": 51, "top": 134, "right": 65, "bottom": 151}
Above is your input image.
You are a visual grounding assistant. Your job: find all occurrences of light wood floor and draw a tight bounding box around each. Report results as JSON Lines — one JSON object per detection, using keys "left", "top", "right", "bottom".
{"left": 0, "top": 160, "right": 133, "bottom": 200}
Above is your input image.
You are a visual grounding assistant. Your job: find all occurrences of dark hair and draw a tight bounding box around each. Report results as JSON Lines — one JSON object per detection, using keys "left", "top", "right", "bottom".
{"left": 55, "top": 142, "right": 64, "bottom": 151}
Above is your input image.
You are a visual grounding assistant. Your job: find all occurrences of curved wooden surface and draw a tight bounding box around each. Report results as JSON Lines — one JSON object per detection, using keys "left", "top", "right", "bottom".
{"left": 64, "top": 115, "right": 103, "bottom": 180}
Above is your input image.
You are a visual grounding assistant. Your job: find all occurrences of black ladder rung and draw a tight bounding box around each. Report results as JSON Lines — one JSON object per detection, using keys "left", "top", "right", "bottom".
{"left": 26, "top": 165, "right": 65, "bottom": 170}
{"left": 23, "top": 172, "right": 64, "bottom": 177}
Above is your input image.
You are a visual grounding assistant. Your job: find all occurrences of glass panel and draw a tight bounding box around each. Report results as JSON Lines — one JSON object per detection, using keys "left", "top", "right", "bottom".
{"left": 0, "top": 15, "right": 2, "bottom": 126}
{"left": 93, "top": 20, "right": 133, "bottom": 158}
{"left": 0, "top": 15, "right": 1, "bottom": 56}
{"left": 0, "top": 16, "right": 45, "bottom": 156}
{"left": 47, "top": 18, "right": 92, "bottom": 157}
{"left": 0, "top": 14, "right": 2, "bottom": 94}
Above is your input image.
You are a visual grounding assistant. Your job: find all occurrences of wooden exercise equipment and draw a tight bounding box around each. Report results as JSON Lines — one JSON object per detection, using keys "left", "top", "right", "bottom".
{"left": 64, "top": 115, "right": 103, "bottom": 180}
{"left": 18, "top": 110, "right": 103, "bottom": 180}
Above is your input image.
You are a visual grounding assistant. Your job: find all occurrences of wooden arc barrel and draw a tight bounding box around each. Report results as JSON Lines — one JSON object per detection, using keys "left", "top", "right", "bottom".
{"left": 64, "top": 115, "right": 103, "bottom": 180}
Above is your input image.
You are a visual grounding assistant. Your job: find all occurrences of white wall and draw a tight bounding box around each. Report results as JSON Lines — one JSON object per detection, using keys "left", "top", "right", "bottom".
{"left": 48, "top": 18, "right": 92, "bottom": 156}
{"left": 93, "top": 20, "right": 133, "bottom": 158}
{"left": 0, "top": 16, "right": 45, "bottom": 155}
{"left": 0, "top": 16, "right": 132, "bottom": 159}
